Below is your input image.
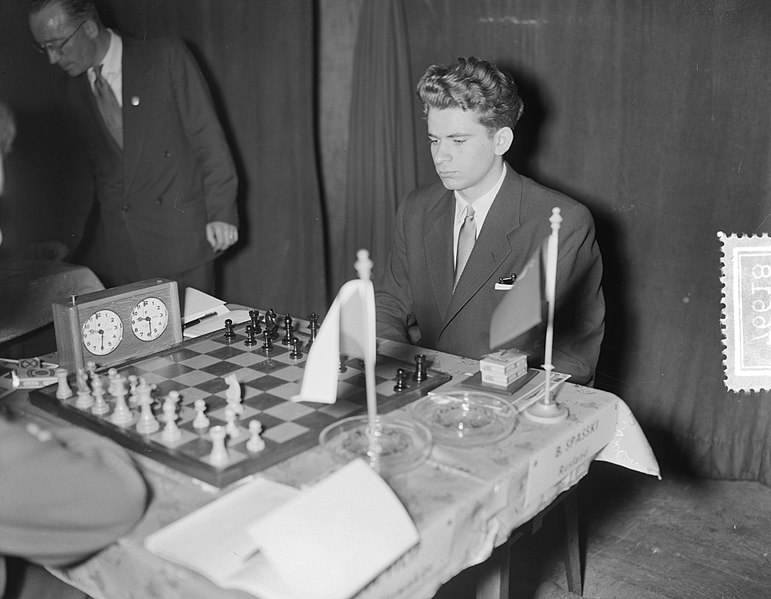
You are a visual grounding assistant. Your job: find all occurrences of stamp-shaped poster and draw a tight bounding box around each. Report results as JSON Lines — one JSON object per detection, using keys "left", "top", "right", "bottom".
{"left": 719, "top": 232, "right": 771, "bottom": 392}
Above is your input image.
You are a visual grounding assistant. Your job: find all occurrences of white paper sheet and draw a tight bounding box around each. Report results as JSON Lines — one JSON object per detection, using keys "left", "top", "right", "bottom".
{"left": 247, "top": 459, "right": 419, "bottom": 599}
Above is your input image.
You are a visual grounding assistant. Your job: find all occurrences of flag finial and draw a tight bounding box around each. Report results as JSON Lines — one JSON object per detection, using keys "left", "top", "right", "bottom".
{"left": 355, "top": 249, "right": 373, "bottom": 281}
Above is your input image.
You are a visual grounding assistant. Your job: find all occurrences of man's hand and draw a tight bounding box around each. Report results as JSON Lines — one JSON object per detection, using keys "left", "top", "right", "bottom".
{"left": 206, "top": 221, "right": 239, "bottom": 252}
{"left": 26, "top": 240, "right": 69, "bottom": 261}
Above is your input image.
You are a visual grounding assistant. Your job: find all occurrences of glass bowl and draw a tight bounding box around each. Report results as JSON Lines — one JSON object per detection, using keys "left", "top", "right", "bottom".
{"left": 411, "top": 390, "right": 517, "bottom": 447}
{"left": 319, "top": 415, "right": 432, "bottom": 476}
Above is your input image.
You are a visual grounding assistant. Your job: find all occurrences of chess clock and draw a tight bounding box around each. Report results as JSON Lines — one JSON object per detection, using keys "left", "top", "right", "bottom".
{"left": 52, "top": 278, "right": 183, "bottom": 372}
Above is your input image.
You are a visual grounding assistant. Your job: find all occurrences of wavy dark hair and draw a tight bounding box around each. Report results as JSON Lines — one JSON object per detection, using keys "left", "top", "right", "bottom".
{"left": 417, "top": 56, "right": 524, "bottom": 135}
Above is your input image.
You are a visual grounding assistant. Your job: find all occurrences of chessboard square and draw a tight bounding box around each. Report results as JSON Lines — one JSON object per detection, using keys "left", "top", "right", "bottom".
{"left": 271, "top": 365, "right": 305, "bottom": 382}
{"left": 245, "top": 375, "right": 285, "bottom": 391}
{"left": 227, "top": 367, "right": 262, "bottom": 384}
{"left": 263, "top": 420, "right": 309, "bottom": 444}
{"left": 226, "top": 352, "right": 269, "bottom": 368}
{"left": 207, "top": 345, "right": 248, "bottom": 361}
{"left": 335, "top": 381, "right": 367, "bottom": 404}
{"left": 202, "top": 448, "right": 248, "bottom": 469}
{"left": 244, "top": 394, "right": 285, "bottom": 411}
{"left": 197, "top": 377, "right": 229, "bottom": 395}
{"left": 153, "top": 363, "right": 195, "bottom": 380}
{"left": 251, "top": 359, "right": 288, "bottom": 374}
{"left": 173, "top": 369, "right": 216, "bottom": 387}
{"left": 242, "top": 386, "right": 262, "bottom": 400}
{"left": 318, "top": 399, "right": 362, "bottom": 419}
{"left": 188, "top": 339, "right": 225, "bottom": 354}
{"left": 267, "top": 381, "right": 302, "bottom": 401}
{"left": 175, "top": 386, "right": 211, "bottom": 403}
{"left": 133, "top": 356, "right": 175, "bottom": 373}
{"left": 198, "top": 361, "right": 242, "bottom": 377}
{"left": 179, "top": 353, "right": 221, "bottom": 370}
{"left": 150, "top": 428, "right": 198, "bottom": 449}
{"left": 375, "top": 380, "right": 396, "bottom": 397}
{"left": 138, "top": 372, "right": 168, "bottom": 387}
{"left": 163, "top": 348, "right": 200, "bottom": 363}
{"left": 293, "top": 409, "right": 340, "bottom": 430}
{"left": 262, "top": 401, "right": 316, "bottom": 421}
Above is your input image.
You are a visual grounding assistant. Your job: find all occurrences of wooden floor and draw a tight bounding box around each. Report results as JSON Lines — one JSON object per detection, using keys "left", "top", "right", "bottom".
{"left": 434, "top": 462, "right": 771, "bottom": 599}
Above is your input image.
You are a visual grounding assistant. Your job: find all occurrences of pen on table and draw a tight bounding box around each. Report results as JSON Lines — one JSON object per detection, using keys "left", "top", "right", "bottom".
{"left": 183, "top": 311, "right": 220, "bottom": 329}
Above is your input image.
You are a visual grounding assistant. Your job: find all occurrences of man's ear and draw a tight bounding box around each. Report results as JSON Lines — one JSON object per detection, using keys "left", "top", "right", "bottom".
{"left": 83, "top": 19, "right": 99, "bottom": 39}
{"left": 494, "top": 127, "right": 514, "bottom": 156}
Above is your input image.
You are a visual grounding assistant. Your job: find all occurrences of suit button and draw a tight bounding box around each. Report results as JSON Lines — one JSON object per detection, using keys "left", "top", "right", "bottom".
{"left": 156, "top": 198, "right": 163, "bottom": 204}
{"left": 122, "top": 205, "right": 129, "bottom": 212}
{"left": 163, "top": 151, "right": 171, "bottom": 158}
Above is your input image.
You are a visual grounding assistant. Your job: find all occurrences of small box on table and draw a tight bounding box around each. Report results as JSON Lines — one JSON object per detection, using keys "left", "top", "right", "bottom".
{"left": 480, "top": 349, "right": 528, "bottom": 389}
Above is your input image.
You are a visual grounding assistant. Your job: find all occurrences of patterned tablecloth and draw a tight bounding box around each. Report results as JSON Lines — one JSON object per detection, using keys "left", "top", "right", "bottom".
{"left": 47, "top": 340, "right": 659, "bottom": 599}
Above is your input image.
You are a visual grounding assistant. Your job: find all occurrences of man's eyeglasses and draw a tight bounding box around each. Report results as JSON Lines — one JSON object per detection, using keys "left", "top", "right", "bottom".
{"left": 32, "top": 21, "right": 85, "bottom": 56}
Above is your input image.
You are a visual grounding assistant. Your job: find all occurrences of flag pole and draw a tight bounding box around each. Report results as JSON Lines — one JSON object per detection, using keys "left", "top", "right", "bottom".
{"left": 354, "top": 249, "right": 381, "bottom": 472}
{"left": 525, "top": 208, "right": 569, "bottom": 423}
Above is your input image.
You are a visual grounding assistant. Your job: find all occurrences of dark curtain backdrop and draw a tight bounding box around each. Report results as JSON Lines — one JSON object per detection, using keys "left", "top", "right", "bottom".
{"left": 337, "top": 0, "right": 417, "bottom": 293}
{"left": 374, "top": 0, "right": 768, "bottom": 483}
{"left": 0, "top": 0, "right": 327, "bottom": 318}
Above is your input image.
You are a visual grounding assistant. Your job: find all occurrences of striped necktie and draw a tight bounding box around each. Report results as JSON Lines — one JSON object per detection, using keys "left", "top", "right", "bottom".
{"left": 93, "top": 64, "right": 123, "bottom": 149}
{"left": 454, "top": 204, "right": 476, "bottom": 290}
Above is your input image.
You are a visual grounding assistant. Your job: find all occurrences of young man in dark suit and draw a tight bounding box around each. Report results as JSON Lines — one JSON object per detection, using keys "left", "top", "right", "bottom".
{"left": 375, "top": 57, "right": 605, "bottom": 385}
{"left": 28, "top": 0, "right": 238, "bottom": 294}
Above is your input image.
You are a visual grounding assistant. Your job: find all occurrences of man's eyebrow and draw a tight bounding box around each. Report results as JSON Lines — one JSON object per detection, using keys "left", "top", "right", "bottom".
{"left": 427, "top": 132, "right": 470, "bottom": 138}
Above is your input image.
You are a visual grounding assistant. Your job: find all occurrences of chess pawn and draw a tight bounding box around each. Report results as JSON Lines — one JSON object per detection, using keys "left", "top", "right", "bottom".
{"left": 127, "top": 374, "right": 139, "bottom": 408}
{"left": 208, "top": 425, "right": 229, "bottom": 466}
{"left": 110, "top": 377, "right": 134, "bottom": 427}
{"left": 161, "top": 398, "right": 182, "bottom": 442}
{"left": 55, "top": 368, "right": 73, "bottom": 400}
{"left": 75, "top": 387, "right": 94, "bottom": 410}
{"left": 224, "top": 405, "right": 240, "bottom": 439}
{"left": 90, "top": 375, "right": 110, "bottom": 415}
{"left": 135, "top": 381, "right": 159, "bottom": 435}
{"left": 246, "top": 419, "right": 265, "bottom": 453}
{"left": 192, "top": 399, "right": 210, "bottom": 430}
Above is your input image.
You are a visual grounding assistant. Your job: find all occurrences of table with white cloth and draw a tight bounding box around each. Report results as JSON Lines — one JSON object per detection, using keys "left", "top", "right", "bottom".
{"left": 13, "top": 338, "right": 659, "bottom": 599}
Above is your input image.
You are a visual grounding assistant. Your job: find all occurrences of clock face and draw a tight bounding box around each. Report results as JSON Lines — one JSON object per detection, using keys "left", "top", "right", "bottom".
{"left": 130, "top": 297, "right": 169, "bottom": 341}
{"left": 81, "top": 309, "right": 124, "bottom": 356}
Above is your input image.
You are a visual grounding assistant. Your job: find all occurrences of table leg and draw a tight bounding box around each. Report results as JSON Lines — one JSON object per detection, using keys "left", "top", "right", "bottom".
{"left": 475, "top": 542, "right": 510, "bottom": 599}
{"left": 562, "top": 487, "right": 582, "bottom": 596}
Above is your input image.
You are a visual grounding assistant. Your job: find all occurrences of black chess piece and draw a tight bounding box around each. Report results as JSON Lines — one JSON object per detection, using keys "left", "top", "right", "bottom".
{"left": 338, "top": 354, "right": 348, "bottom": 373}
{"left": 244, "top": 324, "right": 257, "bottom": 346}
{"left": 282, "top": 314, "right": 293, "bottom": 345}
{"left": 249, "top": 309, "right": 262, "bottom": 334}
{"left": 307, "top": 312, "right": 319, "bottom": 348}
{"left": 224, "top": 319, "right": 236, "bottom": 340}
{"left": 289, "top": 337, "right": 303, "bottom": 359}
{"left": 262, "top": 328, "right": 273, "bottom": 352}
{"left": 394, "top": 368, "right": 408, "bottom": 392}
{"left": 412, "top": 354, "right": 427, "bottom": 382}
{"left": 265, "top": 309, "right": 279, "bottom": 340}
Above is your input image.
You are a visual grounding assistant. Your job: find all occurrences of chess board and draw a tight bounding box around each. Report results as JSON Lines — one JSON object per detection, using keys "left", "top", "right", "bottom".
{"left": 29, "top": 318, "right": 451, "bottom": 488}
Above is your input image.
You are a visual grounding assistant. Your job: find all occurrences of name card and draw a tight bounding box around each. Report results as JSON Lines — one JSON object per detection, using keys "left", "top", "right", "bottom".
{"left": 524, "top": 403, "right": 617, "bottom": 510}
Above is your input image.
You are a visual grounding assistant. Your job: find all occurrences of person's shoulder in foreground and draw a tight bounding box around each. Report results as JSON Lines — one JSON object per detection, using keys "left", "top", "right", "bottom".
{"left": 0, "top": 413, "right": 148, "bottom": 567}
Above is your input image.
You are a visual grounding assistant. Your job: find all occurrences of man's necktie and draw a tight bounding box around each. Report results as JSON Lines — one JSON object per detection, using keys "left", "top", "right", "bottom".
{"left": 454, "top": 204, "right": 476, "bottom": 290}
{"left": 93, "top": 64, "right": 123, "bottom": 149}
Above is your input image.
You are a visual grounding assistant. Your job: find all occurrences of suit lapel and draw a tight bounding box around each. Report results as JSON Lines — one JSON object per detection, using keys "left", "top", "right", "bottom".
{"left": 442, "top": 166, "right": 523, "bottom": 324}
{"left": 121, "top": 38, "right": 151, "bottom": 195}
{"left": 424, "top": 189, "right": 455, "bottom": 318}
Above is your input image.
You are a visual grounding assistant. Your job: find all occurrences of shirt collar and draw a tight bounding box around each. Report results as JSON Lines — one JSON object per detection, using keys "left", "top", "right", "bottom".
{"left": 89, "top": 29, "right": 122, "bottom": 80}
{"left": 454, "top": 161, "right": 508, "bottom": 226}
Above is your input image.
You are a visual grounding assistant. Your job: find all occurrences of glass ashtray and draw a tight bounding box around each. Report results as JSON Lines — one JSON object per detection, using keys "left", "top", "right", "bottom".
{"left": 411, "top": 391, "right": 517, "bottom": 447}
{"left": 319, "top": 415, "right": 432, "bottom": 476}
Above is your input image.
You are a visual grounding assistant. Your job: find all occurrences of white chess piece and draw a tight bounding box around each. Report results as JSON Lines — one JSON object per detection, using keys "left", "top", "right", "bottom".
{"left": 224, "top": 405, "right": 240, "bottom": 439}
{"left": 208, "top": 425, "right": 229, "bottom": 466}
{"left": 110, "top": 374, "right": 134, "bottom": 426}
{"left": 90, "top": 375, "right": 109, "bottom": 415}
{"left": 246, "top": 419, "right": 265, "bottom": 453}
{"left": 161, "top": 397, "right": 181, "bottom": 442}
{"left": 224, "top": 374, "right": 241, "bottom": 402}
{"left": 135, "top": 379, "right": 159, "bottom": 435}
{"left": 55, "top": 368, "right": 73, "bottom": 400}
{"left": 192, "top": 399, "right": 210, "bottom": 430}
